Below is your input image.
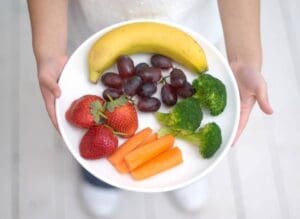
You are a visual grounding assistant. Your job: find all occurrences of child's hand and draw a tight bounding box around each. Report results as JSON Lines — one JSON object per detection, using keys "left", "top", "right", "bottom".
{"left": 37, "top": 55, "right": 68, "bottom": 131}
{"left": 231, "top": 63, "right": 273, "bottom": 144}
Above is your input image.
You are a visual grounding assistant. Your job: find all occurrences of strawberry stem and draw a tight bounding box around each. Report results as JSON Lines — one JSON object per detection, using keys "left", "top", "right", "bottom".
{"left": 98, "top": 111, "right": 107, "bottom": 119}
{"left": 107, "top": 94, "right": 114, "bottom": 102}
{"left": 90, "top": 100, "right": 106, "bottom": 122}
{"left": 103, "top": 124, "right": 127, "bottom": 136}
{"left": 113, "top": 131, "right": 127, "bottom": 136}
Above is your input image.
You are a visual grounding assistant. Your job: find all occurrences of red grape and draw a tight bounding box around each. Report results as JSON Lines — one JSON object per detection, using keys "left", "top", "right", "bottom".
{"left": 137, "top": 67, "right": 162, "bottom": 83}
{"left": 117, "top": 55, "right": 134, "bottom": 78}
{"left": 101, "top": 72, "right": 123, "bottom": 88}
{"left": 151, "top": 54, "right": 173, "bottom": 69}
{"left": 134, "top": 63, "right": 149, "bottom": 75}
{"left": 137, "top": 97, "right": 161, "bottom": 112}
{"left": 161, "top": 83, "right": 177, "bottom": 106}
{"left": 137, "top": 83, "right": 157, "bottom": 97}
{"left": 123, "top": 76, "right": 142, "bottom": 96}
{"left": 176, "top": 81, "right": 195, "bottom": 98}
{"left": 103, "top": 88, "right": 123, "bottom": 101}
{"left": 170, "top": 68, "right": 186, "bottom": 88}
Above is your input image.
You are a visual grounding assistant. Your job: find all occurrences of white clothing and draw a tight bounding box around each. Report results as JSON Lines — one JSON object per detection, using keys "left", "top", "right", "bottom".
{"left": 68, "top": 0, "right": 223, "bottom": 50}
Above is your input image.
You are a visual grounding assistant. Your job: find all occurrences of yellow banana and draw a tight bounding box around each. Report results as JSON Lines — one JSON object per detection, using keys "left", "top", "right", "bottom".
{"left": 88, "top": 22, "right": 208, "bottom": 83}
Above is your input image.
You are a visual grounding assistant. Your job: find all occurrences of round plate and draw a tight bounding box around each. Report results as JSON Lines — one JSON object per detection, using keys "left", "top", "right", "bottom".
{"left": 56, "top": 20, "right": 240, "bottom": 193}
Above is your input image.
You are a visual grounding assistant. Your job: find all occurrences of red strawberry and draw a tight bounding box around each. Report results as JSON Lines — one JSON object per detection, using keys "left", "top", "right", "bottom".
{"left": 104, "top": 95, "right": 138, "bottom": 138}
{"left": 65, "top": 99, "right": 78, "bottom": 122}
{"left": 80, "top": 125, "right": 118, "bottom": 159}
{"left": 66, "top": 95, "right": 105, "bottom": 128}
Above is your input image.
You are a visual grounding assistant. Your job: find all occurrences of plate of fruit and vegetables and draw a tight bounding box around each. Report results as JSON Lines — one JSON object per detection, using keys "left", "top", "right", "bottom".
{"left": 56, "top": 20, "right": 240, "bottom": 192}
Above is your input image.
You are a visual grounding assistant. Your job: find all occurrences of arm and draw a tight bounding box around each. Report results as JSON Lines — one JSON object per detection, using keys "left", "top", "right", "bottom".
{"left": 28, "top": 0, "right": 68, "bottom": 130}
{"left": 218, "top": 0, "right": 273, "bottom": 143}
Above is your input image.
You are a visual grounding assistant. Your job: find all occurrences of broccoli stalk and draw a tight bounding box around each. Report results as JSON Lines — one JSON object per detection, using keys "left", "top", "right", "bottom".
{"left": 155, "top": 97, "right": 202, "bottom": 135}
{"left": 178, "top": 122, "right": 222, "bottom": 158}
{"left": 157, "top": 126, "right": 174, "bottom": 137}
{"left": 192, "top": 74, "right": 227, "bottom": 116}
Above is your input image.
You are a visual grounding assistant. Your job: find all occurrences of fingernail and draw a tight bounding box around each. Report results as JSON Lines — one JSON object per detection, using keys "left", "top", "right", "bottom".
{"left": 269, "top": 107, "right": 274, "bottom": 114}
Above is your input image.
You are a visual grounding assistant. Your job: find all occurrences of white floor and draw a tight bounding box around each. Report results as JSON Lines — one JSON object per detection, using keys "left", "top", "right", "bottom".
{"left": 1, "top": 0, "right": 300, "bottom": 218}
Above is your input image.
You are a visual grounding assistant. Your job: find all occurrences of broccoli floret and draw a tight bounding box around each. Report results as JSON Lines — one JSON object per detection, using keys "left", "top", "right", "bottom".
{"left": 178, "top": 122, "right": 222, "bottom": 158}
{"left": 192, "top": 74, "right": 227, "bottom": 116}
{"left": 155, "top": 97, "right": 202, "bottom": 135}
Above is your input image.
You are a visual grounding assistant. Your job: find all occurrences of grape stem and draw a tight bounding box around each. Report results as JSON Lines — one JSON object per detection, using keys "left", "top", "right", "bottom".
{"left": 125, "top": 95, "right": 136, "bottom": 105}
{"left": 159, "top": 75, "right": 170, "bottom": 84}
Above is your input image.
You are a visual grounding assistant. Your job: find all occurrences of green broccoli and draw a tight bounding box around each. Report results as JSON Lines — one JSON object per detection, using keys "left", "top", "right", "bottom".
{"left": 192, "top": 74, "right": 227, "bottom": 116}
{"left": 155, "top": 97, "right": 202, "bottom": 135}
{"left": 157, "top": 126, "right": 174, "bottom": 137}
{"left": 178, "top": 122, "right": 222, "bottom": 158}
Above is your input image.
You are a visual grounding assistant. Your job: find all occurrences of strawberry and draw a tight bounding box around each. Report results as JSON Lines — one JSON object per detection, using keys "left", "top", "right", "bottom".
{"left": 65, "top": 99, "right": 78, "bottom": 122}
{"left": 80, "top": 125, "right": 118, "bottom": 159}
{"left": 104, "top": 95, "right": 138, "bottom": 138}
{"left": 65, "top": 95, "right": 105, "bottom": 128}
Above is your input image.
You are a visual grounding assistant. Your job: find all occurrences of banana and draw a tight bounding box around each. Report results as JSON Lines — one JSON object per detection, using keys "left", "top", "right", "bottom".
{"left": 88, "top": 22, "right": 208, "bottom": 83}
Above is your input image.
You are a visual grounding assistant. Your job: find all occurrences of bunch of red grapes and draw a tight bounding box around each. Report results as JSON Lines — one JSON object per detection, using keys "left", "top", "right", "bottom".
{"left": 101, "top": 54, "right": 195, "bottom": 112}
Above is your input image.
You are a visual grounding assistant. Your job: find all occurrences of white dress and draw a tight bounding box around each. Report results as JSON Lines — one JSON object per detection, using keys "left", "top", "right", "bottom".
{"left": 68, "top": 0, "right": 223, "bottom": 51}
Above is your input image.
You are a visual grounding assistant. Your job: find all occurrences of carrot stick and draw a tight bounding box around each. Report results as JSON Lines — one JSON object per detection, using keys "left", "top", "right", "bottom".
{"left": 112, "top": 133, "right": 158, "bottom": 174}
{"left": 114, "top": 161, "right": 130, "bottom": 174}
{"left": 124, "top": 134, "right": 174, "bottom": 171}
{"left": 143, "top": 133, "right": 158, "bottom": 145}
{"left": 131, "top": 147, "right": 183, "bottom": 180}
{"left": 108, "top": 127, "right": 152, "bottom": 165}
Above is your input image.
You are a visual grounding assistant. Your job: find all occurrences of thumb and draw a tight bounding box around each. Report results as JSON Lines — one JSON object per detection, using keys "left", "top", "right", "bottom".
{"left": 256, "top": 84, "right": 273, "bottom": 114}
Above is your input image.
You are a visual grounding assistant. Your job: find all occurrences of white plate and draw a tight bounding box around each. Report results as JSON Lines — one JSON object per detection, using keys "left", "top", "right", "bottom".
{"left": 56, "top": 20, "right": 240, "bottom": 193}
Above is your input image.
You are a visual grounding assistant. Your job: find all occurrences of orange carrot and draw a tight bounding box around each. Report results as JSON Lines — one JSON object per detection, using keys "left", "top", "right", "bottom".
{"left": 114, "top": 161, "right": 130, "bottom": 174}
{"left": 108, "top": 127, "right": 152, "bottom": 165}
{"left": 112, "top": 133, "right": 158, "bottom": 174}
{"left": 131, "top": 147, "right": 183, "bottom": 180}
{"left": 143, "top": 133, "right": 158, "bottom": 145}
{"left": 124, "top": 134, "right": 174, "bottom": 171}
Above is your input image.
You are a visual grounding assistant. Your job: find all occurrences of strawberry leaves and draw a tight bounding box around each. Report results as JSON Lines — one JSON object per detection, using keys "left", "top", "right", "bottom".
{"left": 106, "top": 95, "right": 128, "bottom": 112}
{"left": 90, "top": 95, "right": 129, "bottom": 123}
{"left": 90, "top": 100, "right": 106, "bottom": 123}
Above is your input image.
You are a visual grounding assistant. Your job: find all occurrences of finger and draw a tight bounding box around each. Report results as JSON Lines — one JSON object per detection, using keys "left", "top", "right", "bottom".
{"left": 256, "top": 85, "right": 273, "bottom": 114}
{"left": 233, "top": 101, "right": 255, "bottom": 146}
{"left": 40, "top": 74, "right": 61, "bottom": 98}
{"left": 46, "top": 80, "right": 61, "bottom": 98}
{"left": 44, "top": 95, "right": 60, "bottom": 132}
{"left": 60, "top": 55, "right": 69, "bottom": 66}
